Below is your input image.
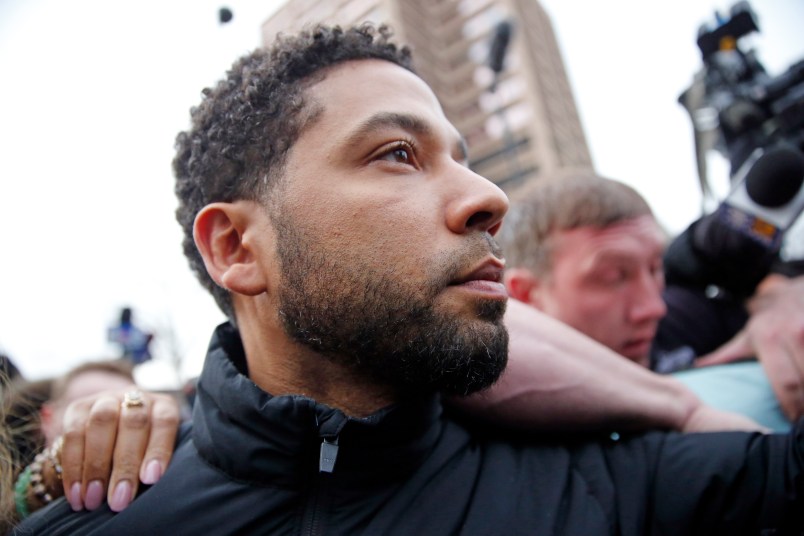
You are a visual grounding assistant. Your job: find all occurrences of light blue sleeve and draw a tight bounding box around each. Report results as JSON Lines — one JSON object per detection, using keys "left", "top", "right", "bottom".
{"left": 673, "top": 361, "right": 791, "bottom": 433}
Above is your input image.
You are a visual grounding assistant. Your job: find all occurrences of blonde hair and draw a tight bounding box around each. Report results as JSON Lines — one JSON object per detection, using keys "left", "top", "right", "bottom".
{"left": 499, "top": 169, "right": 657, "bottom": 276}
{"left": 1, "top": 371, "right": 19, "bottom": 532}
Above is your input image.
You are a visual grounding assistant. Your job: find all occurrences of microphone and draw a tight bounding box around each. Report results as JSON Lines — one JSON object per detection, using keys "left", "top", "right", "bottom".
{"left": 664, "top": 144, "right": 804, "bottom": 299}
{"left": 716, "top": 145, "right": 804, "bottom": 247}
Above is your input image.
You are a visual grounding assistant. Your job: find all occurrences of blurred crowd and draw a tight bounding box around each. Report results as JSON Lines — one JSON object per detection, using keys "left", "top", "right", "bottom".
{"left": 1, "top": 341, "right": 194, "bottom": 532}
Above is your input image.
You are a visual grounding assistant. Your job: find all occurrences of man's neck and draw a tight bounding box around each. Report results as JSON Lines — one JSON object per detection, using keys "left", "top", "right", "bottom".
{"left": 236, "top": 311, "right": 398, "bottom": 418}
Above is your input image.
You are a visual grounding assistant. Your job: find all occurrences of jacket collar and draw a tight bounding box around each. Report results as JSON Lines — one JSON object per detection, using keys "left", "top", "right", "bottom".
{"left": 192, "top": 322, "right": 444, "bottom": 487}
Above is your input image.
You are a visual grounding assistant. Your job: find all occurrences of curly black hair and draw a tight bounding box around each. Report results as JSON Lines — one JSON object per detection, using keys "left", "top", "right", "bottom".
{"left": 173, "top": 23, "right": 413, "bottom": 321}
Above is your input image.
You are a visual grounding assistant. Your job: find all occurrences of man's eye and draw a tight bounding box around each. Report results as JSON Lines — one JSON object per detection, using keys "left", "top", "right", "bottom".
{"left": 376, "top": 141, "right": 416, "bottom": 166}
{"left": 595, "top": 268, "right": 628, "bottom": 285}
{"left": 651, "top": 262, "right": 665, "bottom": 281}
{"left": 386, "top": 148, "right": 411, "bottom": 163}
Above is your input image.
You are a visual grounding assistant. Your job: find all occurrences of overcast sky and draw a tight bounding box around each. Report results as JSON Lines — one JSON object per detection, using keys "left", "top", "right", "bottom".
{"left": 1, "top": 0, "right": 802, "bottom": 386}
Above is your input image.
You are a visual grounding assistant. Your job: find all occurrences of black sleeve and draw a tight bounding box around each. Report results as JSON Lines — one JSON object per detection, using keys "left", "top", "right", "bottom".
{"left": 771, "top": 258, "right": 804, "bottom": 278}
{"left": 652, "top": 283, "right": 748, "bottom": 364}
{"left": 642, "top": 421, "right": 804, "bottom": 534}
{"left": 663, "top": 219, "right": 780, "bottom": 301}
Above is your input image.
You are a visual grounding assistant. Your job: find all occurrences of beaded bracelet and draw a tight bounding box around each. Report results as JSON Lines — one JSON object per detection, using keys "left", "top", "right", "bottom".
{"left": 48, "top": 436, "right": 64, "bottom": 482}
{"left": 29, "top": 452, "right": 55, "bottom": 505}
{"left": 13, "top": 465, "right": 32, "bottom": 519}
{"left": 13, "top": 436, "right": 64, "bottom": 519}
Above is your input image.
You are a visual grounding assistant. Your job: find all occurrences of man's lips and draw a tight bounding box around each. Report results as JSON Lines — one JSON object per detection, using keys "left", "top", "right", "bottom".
{"left": 623, "top": 338, "right": 652, "bottom": 350}
{"left": 622, "top": 332, "right": 657, "bottom": 355}
{"left": 449, "top": 258, "right": 508, "bottom": 299}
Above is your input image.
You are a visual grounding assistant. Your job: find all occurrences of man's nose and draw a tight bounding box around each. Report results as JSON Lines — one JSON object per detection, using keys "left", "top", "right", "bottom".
{"left": 445, "top": 164, "right": 509, "bottom": 236}
{"left": 630, "top": 274, "right": 668, "bottom": 323}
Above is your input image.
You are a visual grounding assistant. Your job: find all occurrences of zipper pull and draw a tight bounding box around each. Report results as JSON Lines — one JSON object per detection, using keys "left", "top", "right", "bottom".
{"left": 319, "top": 437, "right": 339, "bottom": 473}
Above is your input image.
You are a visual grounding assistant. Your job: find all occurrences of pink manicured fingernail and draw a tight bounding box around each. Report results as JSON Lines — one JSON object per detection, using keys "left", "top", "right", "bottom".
{"left": 109, "top": 480, "right": 132, "bottom": 512}
{"left": 69, "top": 482, "right": 83, "bottom": 511}
{"left": 85, "top": 480, "right": 104, "bottom": 510}
{"left": 142, "top": 459, "right": 162, "bottom": 485}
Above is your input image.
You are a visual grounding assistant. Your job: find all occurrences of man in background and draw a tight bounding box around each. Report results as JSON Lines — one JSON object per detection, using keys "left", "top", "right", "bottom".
{"left": 498, "top": 169, "right": 803, "bottom": 429}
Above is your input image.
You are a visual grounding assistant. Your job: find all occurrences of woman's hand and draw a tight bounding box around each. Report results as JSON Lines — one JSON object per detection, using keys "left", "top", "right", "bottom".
{"left": 58, "top": 389, "right": 181, "bottom": 512}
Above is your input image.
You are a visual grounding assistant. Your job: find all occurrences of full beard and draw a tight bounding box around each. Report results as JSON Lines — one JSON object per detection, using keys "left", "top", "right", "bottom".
{"left": 273, "top": 219, "right": 509, "bottom": 398}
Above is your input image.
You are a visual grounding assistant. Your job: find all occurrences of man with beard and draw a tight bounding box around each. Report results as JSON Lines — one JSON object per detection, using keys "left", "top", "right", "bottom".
{"left": 15, "top": 24, "right": 804, "bottom": 535}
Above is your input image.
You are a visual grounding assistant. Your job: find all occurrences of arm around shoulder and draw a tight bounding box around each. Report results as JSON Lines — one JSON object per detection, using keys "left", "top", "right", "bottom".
{"left": 450, "top": 299, "right": 765, "bottom": 433}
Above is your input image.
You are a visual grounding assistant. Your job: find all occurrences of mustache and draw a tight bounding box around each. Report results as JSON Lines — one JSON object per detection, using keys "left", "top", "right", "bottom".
{"left": 485, "top": 233, "right": 504, "bottom": 260}
{"left": 428, "top": 234, "right": 505, "bottom": 291}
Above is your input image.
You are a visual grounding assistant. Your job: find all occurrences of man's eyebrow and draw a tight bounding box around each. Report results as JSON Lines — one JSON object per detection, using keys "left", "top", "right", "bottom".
{"left": 589, "top": 252, "right": 633, "bottom": 266}
{"left": 588, "top": 248, "right": 661, "bottom": 269}
{"left": 344, "top": 112, "right": 468, "bottom": 161}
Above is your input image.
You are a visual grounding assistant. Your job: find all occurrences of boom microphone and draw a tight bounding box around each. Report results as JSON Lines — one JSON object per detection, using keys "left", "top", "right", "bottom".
{"left": 664, "top": 144, "right": 804, "bottom": 298}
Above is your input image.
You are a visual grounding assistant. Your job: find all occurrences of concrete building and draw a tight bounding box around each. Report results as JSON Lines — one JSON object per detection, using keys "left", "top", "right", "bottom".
{"left": 261, "top": 0, "right": 593, "bottom": 193}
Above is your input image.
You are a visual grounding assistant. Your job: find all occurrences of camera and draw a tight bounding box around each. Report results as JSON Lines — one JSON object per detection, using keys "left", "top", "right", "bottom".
{"left": 679, "top": 1, "right": 804, "bottom": 189}
{"left": 664, "top": 2, "right": 804, "bottom": 301}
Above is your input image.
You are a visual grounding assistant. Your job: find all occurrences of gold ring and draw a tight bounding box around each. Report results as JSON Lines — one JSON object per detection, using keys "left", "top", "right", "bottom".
{"left": 121, "top": 390, "right": 145, "bottom": 409}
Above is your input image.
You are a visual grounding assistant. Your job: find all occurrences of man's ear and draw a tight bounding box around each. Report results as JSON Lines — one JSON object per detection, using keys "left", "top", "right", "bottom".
{"left": 504, "top": 267, "right": 543, "bottom": 307}
{"left": 194, "top": 202, "right": 267, "bottom": 296}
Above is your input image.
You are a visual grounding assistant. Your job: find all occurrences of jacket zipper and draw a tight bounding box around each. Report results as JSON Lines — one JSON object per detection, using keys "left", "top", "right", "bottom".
{"left": 302, "top": 434, "right": 340, "bottom": 535}
{"left": 319, "top": 436, "right": 339, "bottom": 473}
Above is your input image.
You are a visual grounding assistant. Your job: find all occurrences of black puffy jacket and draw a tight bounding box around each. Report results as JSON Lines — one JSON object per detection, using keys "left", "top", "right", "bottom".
{"left": 16, "top": 323, "right": 804, "bottom": 535}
